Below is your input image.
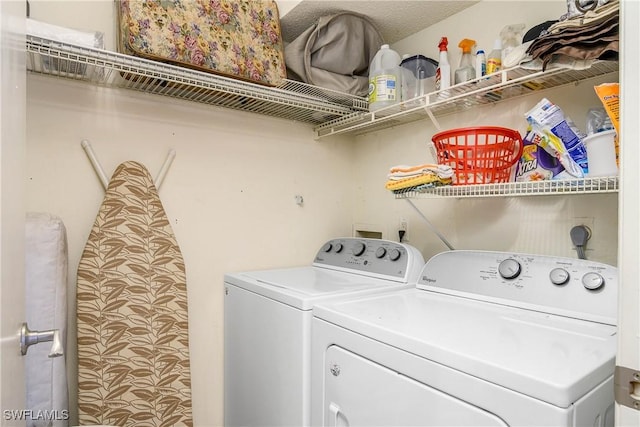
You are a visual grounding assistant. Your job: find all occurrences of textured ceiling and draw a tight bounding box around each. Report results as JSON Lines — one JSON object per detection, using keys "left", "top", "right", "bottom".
{"left": 280, "top": 1, "right": 479, "bottom": 44}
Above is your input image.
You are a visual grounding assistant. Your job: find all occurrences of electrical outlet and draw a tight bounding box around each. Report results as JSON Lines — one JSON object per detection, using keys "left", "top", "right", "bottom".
{"left": 398, "top": 218, "right": 409, "bottom": 242}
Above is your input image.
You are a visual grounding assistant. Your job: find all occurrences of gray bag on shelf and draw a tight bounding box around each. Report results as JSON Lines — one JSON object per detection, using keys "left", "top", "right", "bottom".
{"left": 285, "top": 12, "right": 384, "bottom": 97}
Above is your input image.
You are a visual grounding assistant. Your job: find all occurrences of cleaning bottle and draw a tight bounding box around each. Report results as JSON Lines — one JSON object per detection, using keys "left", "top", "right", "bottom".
{"left": 454, "top": 38, "right": 476, "bottom": 85}
{"left": 486, "top": 39, "right": 502, "bottom": 75}
{"left": 475, "top": 49, "right": 486, "bottom": 80}
{"left": 435, "top": 37, "right": 450, "bottom": 91}
{"left": 368, "top": 44, "right": 401, "bottom": 112}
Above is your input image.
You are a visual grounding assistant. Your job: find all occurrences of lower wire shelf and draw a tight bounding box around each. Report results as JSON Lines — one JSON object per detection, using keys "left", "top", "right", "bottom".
{"left": 393, "top": 176, "right": 619, "bottom": 199}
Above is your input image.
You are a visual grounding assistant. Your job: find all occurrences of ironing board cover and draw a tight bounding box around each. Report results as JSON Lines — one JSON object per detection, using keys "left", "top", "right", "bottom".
{"left": 77, "top": 161, "right": 192, "bottom": 427}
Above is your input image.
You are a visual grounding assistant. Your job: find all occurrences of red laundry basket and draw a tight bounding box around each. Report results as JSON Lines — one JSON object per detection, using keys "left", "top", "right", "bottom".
{"left": 432, "top": 126, "right": 524, "bottom": 185}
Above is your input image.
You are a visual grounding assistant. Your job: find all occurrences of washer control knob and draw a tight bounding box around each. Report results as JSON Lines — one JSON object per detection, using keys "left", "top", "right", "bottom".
{"left": 582, "top": 272, "right": 605, "bottom": 290}
{"left": 549, "top": 268, "right": 570, "bottom": 285}
{"left": 322, "top": 243, "right": 332, "bottom": 253}
{"left": 498, "top": 258, "right": 521, "bottom": 279}
{"left": 334, "top": 243, "right": 343, "bottom": 253}
{"left": 375, "top": 247, "right": 386, "bottom": 258}
{"left": 389, "top": 248, "right": 402, "bottom": 261}
{"left": 353, "top": 242, "right": 366, "bottom": 257}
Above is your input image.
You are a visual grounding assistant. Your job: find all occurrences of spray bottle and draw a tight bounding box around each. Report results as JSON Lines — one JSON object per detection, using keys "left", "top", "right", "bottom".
{"left": 475, "top": 49, "right": 486, "bottom": 80}
{"left": 454, "top": 38, "right": 476, "bottom": 85}
{"left": 435, "top": 37, "right": 450, "bottom": 91}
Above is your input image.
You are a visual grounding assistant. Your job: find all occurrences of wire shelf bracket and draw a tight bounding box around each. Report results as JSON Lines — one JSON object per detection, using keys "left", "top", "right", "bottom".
{"left": 81, "top": 139, "right": 176, "bottom": 192}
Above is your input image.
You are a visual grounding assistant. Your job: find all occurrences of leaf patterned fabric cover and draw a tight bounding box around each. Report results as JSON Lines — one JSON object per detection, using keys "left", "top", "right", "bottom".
{"left": 77, "top": 161, "right": 192, "bottom": 427}
{"left": 117, "top": 0, "right": 287, "bottom": 86}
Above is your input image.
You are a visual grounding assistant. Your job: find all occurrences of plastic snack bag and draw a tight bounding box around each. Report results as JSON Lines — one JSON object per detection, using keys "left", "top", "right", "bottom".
{"left": 594, "top": 83, "right": 620, "bottom": 166}
{"left": 516, "top": 123, "right": 584, "bottom": 181}
{"left": 594, "top": 83, "right": 619, "bottom": 133}
{"left": 525, "top": 98, "right": 588, "bottom": 175}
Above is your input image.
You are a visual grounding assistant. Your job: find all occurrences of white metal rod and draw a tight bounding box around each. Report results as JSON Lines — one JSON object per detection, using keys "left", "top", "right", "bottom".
{"left": 81, "top": 139, "right": 109, "bottom": 190}
{"left": 405, "top": 199, "right": 455, "bottom": 250}
{"left": 155, "top": 149, "right": 176, "bottom": 190}
{"left": 425, "top": 108, "right": 442, "bottom": 131}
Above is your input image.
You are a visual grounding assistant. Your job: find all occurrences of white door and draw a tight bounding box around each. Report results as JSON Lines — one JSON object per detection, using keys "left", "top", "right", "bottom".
{"left": 0, "top": 0, "right": 26, "bottom": 424}
{"left": 323, "top": 346, "right": 508, "bottom": 427}
{"left": 616, "top": 1, "right": 640, "bottom": 425}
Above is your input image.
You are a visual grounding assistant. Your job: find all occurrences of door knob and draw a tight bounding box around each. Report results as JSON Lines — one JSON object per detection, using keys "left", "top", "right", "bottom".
{"left": 19, "top": 323, "right": 63, "bottom": 358}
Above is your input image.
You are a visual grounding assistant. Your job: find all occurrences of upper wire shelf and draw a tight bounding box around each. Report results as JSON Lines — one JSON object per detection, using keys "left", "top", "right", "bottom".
{"left": 25, "top": 35, "right": 367, "bottom": 126}
{"left": 392, "top": 176, "right": 619, "bottom": 199}
{"left": 315, "top": 61, "right": 619, "bottom": 138}
{"left": 26, "top": 34, "right": 618, "bottom": 139}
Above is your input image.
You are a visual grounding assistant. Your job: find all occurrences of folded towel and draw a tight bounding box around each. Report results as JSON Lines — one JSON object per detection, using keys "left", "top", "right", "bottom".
{"left": 386, "top": 163, "right": 454, "bottom": 193}
{"left": 388, "top": 164, "right": 454, "bottom": 180}
{"left": 385, "top": 173, "right": 452, "bottom": 192}
{"left": 26, "top": 18, "right": 104, "bottom": 48}
{"left": 526, "top": 1, "right": 619, "bottom": 70}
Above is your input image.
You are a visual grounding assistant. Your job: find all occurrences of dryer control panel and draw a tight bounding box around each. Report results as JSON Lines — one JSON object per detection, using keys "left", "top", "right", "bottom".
{"left": 313, "top": 238, "right": 424, "bottom": 283}
{"left": 417, "top": 250, "right": 618, "bottom": 325}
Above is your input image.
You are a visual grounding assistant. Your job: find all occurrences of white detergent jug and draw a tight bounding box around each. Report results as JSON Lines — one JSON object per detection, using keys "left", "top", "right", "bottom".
{"left": 369, "top": 44, "right": 401, "bottom": 112}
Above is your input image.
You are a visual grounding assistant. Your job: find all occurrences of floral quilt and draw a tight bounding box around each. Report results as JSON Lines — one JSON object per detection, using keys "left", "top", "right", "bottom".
{"left": 118, "top": 0, "right": 287, "bottom": 86}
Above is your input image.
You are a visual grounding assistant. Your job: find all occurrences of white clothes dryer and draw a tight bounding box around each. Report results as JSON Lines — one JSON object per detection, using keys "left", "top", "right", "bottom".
{"left": 311, "top": 250, "right": 618, "bottom": 427}
{"left": 224, "top": 238, "right": 425, "bottom": 427}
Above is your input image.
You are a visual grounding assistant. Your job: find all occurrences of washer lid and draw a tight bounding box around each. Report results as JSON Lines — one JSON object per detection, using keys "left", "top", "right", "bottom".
{"left": 313, "top": 288, "right": 616, "bottom": 408}
{"left": 224, "top": 267, "right": 406, "bottom": 310}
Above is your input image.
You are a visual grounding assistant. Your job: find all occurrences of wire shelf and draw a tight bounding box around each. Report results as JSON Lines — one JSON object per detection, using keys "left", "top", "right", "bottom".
{"left": 26, "top": 34, "right": 618, "bottom": 139}
{"left": 25, "top": 35, "right": 368, "bottom": 126}
{"left": 393, "top": 176, "right": 619, "bottom": 199}
{"left": 315, "top": 61, "right": 619, "bottom": 138}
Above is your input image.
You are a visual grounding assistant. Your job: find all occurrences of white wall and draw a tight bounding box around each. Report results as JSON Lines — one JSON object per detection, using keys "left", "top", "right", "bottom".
{"left": 351, "top": 0, "right": 619, "bottom": 264}
{"left": 29, "top": 1, "right": 117, "bottom": 50}
{"left": 26, "top": 0, "right": 620, "bottom": 425}
{"left": 276, "top": 0, "right": 302, "bottom": 17}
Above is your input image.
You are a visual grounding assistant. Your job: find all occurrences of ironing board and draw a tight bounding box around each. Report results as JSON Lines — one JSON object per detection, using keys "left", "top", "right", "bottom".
{"left": 77, "top": 161, "right": 192, "bottom": 427}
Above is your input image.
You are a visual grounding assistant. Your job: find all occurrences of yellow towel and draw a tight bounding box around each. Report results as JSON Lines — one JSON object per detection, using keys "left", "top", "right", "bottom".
{"left": 385, "top": 174, "right": 452, "bottom": 191}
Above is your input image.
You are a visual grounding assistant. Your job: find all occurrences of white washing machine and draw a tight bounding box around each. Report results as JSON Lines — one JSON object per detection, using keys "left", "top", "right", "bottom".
{"left": 311, "top": 250, "right": 618, "bottom": 426}
{"left": 224, "top": 237, "right": 425, "bottom": 427}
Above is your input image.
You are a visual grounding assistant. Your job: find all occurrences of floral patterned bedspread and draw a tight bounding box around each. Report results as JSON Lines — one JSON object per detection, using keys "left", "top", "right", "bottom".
{"left": 118, "top": 0, "right": 287, "bottom": 86}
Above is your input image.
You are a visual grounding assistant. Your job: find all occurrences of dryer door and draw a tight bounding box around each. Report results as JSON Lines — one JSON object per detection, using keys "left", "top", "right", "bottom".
{"left": 323, "top": 345, "right": 508, "bottom": 427}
